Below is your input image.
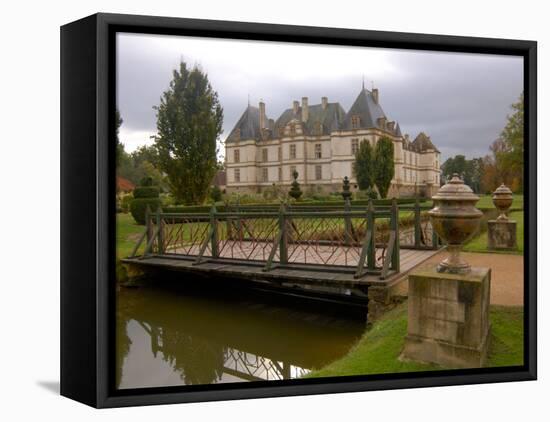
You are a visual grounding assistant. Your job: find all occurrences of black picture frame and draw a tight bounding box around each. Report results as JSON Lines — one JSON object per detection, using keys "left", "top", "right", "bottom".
{"left": 60, "top": 12, "right": 537, "bottom": 408}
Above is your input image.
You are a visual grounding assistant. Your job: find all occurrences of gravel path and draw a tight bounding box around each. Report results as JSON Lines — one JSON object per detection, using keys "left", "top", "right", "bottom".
{"left": 397, "top": 251, "right": 524, "bottom": 306}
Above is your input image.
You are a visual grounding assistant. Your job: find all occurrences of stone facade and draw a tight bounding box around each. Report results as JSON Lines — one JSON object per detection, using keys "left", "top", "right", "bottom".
{"left": 488, "top": 220, "right": 517, "bottom": 250}
{"left": 402, "top": 266, "right": 491, "bottom": 368}
{"left": 225, "top": 87, "right": 441, "bottom": 198}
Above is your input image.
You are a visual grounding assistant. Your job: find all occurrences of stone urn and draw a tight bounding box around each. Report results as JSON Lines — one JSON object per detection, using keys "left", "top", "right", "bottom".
{"left": 428, "top": 174, "right": 482, "bottom": 274}
{"left": 492, "top": 183, "right": 513, "bottom": 221}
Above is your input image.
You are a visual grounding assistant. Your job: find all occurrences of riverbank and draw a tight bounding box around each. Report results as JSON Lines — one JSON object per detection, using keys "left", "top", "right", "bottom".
{"left": 306, "top": 302, "right": 524, "bottom": 378}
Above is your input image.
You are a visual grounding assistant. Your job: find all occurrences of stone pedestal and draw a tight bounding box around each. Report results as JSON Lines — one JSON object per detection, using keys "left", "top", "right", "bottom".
{"left": 402, "top": 266, "right": 491, "bottom": 368}
{"left": 488, "top": 220, "right": 517, "bottom": 250}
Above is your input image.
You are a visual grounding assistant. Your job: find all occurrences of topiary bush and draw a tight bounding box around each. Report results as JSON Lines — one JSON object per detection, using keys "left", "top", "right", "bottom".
{"left": 133, "top": 186, "right": 160, "bottom": 199}
{"left": 210, "top": 185, "right": 222, "bottom": 202}
{"left": 130, "top": 182, "right": 161, "bottom": 225}
{"left": 289, "top": 170, "right": 302, "bottom": 200}
{"left": 120, "top": 193, "right": 134, "bottom": 213}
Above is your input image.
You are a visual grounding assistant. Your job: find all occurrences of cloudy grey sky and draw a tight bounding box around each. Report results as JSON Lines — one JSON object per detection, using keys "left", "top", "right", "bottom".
{"left": 116, "top": 32, "right": 523, "bottom": 161}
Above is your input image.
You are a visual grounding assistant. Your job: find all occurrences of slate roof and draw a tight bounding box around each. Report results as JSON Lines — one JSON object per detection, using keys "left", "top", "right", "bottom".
{"left": 226, "top": 89, "right": 435, "bottom": 154}
{"left": 412, "top": 132, "right": 440, "bottom": 153}
{"left": 395, "top": 122, "right": 403, "bottom": 137}
{"left": 226, "top": 106, "right": 270, "bottom": 142}
{"left": 273, "top": 102, "right": 346, "bottom": 136}
{"left": 342, "top": 88, "right": 387, "bottom": 130}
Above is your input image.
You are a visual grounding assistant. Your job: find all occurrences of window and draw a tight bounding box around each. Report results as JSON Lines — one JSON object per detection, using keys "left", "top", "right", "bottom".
{"left": 290, "top": 124, "right": 296, "bottom": 136}
{"left": 262, "top": 148, "right": 268, "bottom": 162}
{"left": 315, "top": 165, "right": 322, "bottom": 180}
{"left": 290, "top": 165, "right": 296, "bottom": 179}
{"left": 351, "top": 115, "right": 360, "bottom": 129}
{"left": 262, "top": 168, "right": 268, "bottom": 182}
{"left": 415, "top": 154, "right": 418, "bottom": 166}
{"left": 278, "top": 167, "right": 282, "bottom": 181}
{"left": 351, "top": 138, "right": 359, "bottom": 155}
{"left": 234, "top": 149, "right": 240, "bottom": 163}
{"left": 315, "top": 144, "right": 322, "bottom": 159}
{"left": 278, "top": 126, "right": 285, "bottom": 137}
{"left": 290, "top": 144, "right": 296, "bottom": 159}
{"left": 351, "top": 162, "right": 356, "bottom": 177}
{"left": 234, "top": 168, "right": 240, "bottom": 183}
{"left": 278, "top": 146, "right": 282, "bottom": 161}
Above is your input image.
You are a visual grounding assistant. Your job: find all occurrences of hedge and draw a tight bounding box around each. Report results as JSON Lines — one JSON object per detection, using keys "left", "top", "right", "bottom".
{"left": 133, "top": 186, "right": 160, "bottom": 199}
{"left": 163, "top": 197, "right": 427, "bottom": 214}
{"left": 130, "top": 198, "right": 162, "bottom": 225}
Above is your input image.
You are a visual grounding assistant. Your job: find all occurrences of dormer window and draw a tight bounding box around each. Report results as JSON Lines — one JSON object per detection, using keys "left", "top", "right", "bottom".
{"left": 233, "top": 128, "right": 241, "bottom": 140}
{"left": 278, "top": 127, "right": 285, "bottom": 137}
{"left": 351, "top": 115, "right": 360, "bottom": 129}
{"left": 290, "top": 124, "right": 296, "bottom": 136}
{"left": 314, "top": 121, "right": 323, "bottom": 136}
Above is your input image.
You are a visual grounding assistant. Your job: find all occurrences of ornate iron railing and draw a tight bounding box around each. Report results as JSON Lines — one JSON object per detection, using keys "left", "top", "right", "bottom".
{"left": 129, "top": 199, "right": 439, "bottom": 280}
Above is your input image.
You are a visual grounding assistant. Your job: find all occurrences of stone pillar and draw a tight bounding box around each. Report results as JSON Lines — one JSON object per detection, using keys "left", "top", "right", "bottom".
{"left": 488, "top": 219, "right": 517, "bottom": 250}
{"left": 402, "top": 266, "right": 491, "bottom": 368}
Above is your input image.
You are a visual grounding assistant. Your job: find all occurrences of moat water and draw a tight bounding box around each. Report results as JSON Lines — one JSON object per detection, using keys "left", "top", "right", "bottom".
{"left": 116, "top": 281, "right": 366, "bottom": 389}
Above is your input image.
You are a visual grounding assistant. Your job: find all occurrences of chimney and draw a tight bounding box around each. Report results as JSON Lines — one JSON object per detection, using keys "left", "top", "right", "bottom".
{"left": 377, "top": 116, "right": 387, "bottom": 128}
{"left": 372, "top": 88, "right": 379, "bottom": 104}
{"left": 322, "top": 96, "right": 328, "bottom": 110}
{"left": 293, "top": 100, "right": 300, "bottom": 115}
{"left": 387, "top": 121, "right": 395, "bottom": 131}
{"left": 301, "top": 97, "right": 309, "bottom": 122}
{"left": 259, "top": 101, "right": 266, "bottom": 129}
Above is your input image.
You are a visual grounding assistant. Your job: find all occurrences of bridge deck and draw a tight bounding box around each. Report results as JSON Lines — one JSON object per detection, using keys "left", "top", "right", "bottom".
{"left": 122, "top": 248, "right": 439, "bottom": 289}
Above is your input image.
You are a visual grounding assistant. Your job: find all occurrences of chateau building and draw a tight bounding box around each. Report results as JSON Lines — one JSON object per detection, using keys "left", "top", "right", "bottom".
{"left": 225, "top": 86, "right": 441, "bottom": 197}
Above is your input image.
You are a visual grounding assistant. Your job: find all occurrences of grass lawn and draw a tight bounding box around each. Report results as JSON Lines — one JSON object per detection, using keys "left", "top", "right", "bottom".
{"left": 463, "top": 210, "right": 524, "bottom": 254}
{"left": 306, "top": 302, "right": 523, "bottom": 378}
{"left": 117, "top": 213, "right": 147, "bottom": 258}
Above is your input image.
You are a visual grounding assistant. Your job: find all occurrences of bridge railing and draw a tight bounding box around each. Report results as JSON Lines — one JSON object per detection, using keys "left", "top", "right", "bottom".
{"left": 130, "top": 199, "right": 411, "bottom": 280}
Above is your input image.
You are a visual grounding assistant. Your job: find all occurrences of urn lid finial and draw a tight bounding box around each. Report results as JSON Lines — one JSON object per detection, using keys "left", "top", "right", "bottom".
{"left": 432, "top": 173, "right": 479, "bottom": 202}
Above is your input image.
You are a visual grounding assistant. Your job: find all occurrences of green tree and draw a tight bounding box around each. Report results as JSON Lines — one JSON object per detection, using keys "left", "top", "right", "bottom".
{"left": 499, "top": 92, "right": 524, "bottom": 192}
{"left": 441, "top": 155, "right": 483, "bottom": 192}
{"left": 354, "top": 140, "right": 374, "bottom": 190}
{"left": 441, "top": 155, "right": 467, "bottom": 181}
{"left": 115, "top": 109, "right": 133, "bottom": 177}
{"left": 373, "top": 137, "right": 395, "bottom": 198}
{"left": 154, "top": 61, "right": 223, "bottom": 204}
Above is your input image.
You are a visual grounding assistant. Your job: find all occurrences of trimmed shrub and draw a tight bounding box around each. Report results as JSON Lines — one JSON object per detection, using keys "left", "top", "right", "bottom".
{"left": 133, "top": 186, "right": 160, "bottom": 199}
{"left": 120, "top": 194, "right": 133, "bottom": 213}
{"left": 130, "top": 198, "right": 161, "bottom": 225}
{"left": 140, "top": 176, "right": 153, "bottom": 187}
{"left": 210, "top": 185, "right": 222, "bottom": 202}
{"left": 130, "top": 182, "right": 161, "bottom": 225}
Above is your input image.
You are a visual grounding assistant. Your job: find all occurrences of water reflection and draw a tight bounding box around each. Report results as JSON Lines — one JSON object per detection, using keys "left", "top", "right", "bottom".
{"left": 117, "top": 284, "right": 365, "bottom": 389}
